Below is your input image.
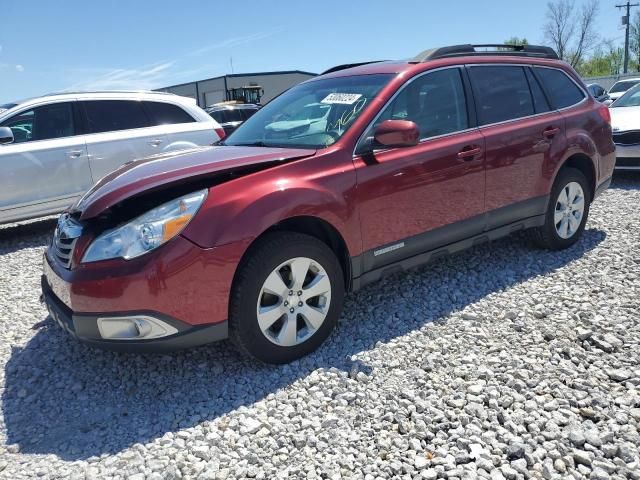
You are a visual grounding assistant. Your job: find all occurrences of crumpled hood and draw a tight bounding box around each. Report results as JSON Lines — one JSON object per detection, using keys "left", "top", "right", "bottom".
{"left": 73, "top": 145, "right": 315, "bottom": 220}
{"left": 610, "top": 106, "right": 640, "bottom": 132}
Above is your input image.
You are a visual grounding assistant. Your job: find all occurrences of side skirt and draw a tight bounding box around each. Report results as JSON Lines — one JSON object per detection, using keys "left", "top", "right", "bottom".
{"left": 351, "top": 214, "right": 545, "bottom": 291}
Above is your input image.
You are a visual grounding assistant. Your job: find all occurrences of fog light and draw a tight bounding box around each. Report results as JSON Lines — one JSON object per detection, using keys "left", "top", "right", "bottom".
{"left": 97, "top": 316, "right": 178, "bottom": 340}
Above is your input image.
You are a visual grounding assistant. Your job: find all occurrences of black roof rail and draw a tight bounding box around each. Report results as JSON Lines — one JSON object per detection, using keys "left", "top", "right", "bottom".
{"left": 411, "top": 44, "right": 559, "bottom": 63}
{"left": 321, "top": 61, "right": 387, "bottom": 75}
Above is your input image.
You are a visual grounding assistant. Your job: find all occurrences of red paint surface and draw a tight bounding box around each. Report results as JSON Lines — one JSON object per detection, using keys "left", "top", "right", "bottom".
{"left": 45, "top": 56, "right": 615, "bottom": 327}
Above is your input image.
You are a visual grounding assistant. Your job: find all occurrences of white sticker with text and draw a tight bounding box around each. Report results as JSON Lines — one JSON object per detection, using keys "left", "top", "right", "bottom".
{"left": 321, "top": 93, "right": 363, "bottom": 105}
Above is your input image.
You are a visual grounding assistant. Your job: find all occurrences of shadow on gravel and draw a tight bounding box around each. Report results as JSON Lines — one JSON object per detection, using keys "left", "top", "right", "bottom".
{"left": 2, "top": 227, "right": 606, "bottom": 460}
{"left": 610, "top": 171, "right": 640, "bottom": 190}
{"left": 0, "top": 217, "right": 56, "bottom": 246}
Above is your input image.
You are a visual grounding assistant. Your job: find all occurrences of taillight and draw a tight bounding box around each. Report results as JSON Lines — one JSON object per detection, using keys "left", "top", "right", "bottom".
{"left": 215, "top": 127, "right": 226, "bottom": 140}
{"left": 598, "top": 104, "right": 611, "bottom": 125}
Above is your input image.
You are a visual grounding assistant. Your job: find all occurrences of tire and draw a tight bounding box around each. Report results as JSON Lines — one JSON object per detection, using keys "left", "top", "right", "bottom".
{"left": 529, "top": 167, "right": 591, "bottom": 250}
{"left": 229, "top": 232, "right": 345, "bottom": 364}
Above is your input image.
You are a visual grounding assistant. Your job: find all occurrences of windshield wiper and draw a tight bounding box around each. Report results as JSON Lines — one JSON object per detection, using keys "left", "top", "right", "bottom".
{"left": 231, "top": 141, "right": 268, "bottom": 147}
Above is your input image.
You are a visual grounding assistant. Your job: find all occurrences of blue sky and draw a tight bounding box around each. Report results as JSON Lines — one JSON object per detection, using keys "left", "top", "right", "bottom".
{"left": 0, "top": 0, "right": 626, "bottom": 103}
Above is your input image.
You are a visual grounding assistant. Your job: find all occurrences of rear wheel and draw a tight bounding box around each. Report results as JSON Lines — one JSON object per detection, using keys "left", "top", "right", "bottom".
{"left": 529, "top": 167, "right": 591, "bottom": 250}
{"left": 229, "top": 232, "right": 345, "bottom": 364}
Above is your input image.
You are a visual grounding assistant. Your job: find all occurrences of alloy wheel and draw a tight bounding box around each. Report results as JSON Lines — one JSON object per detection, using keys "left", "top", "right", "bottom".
{"left": 256, "top": 257, "right": 332, "bottom": 347}
{"left": 554, "top": 181, "right": 585, "bottom": 239}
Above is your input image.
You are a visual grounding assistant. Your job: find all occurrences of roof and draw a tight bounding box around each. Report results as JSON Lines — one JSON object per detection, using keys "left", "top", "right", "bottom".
{"left": 159, "top": 70, "right": 317, "bottom": 90}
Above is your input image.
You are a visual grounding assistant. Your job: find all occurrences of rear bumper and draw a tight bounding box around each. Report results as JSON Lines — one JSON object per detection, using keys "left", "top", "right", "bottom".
{"left": 41, "top": 277, "right": 228, "bottom": 352}
{"left": 615, "top": 145, "right": 640, "bottom": 170}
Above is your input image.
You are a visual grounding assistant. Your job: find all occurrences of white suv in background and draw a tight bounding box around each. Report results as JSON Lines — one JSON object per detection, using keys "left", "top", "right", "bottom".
{"left": 0, "top": 91, "right": 224, "bottom": 224}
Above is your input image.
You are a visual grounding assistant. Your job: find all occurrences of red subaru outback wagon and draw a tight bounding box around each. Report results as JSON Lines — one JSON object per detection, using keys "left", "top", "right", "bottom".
{"left": 42, "top": 44, "right": 615, "bottom": 363}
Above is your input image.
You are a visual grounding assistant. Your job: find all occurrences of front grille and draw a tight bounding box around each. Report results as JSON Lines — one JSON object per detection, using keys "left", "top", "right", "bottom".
{"left": 51, "top": 214, "right": 82, "bottom": 269}
{"left": 616, "top": 157, "right": 640, "bottom": 168}
{"left": 613, "top": 130, "right": 640, "bottom": 146}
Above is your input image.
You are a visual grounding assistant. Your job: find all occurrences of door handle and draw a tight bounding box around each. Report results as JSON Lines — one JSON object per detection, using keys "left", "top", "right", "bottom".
{"left": 148, "top": 139, "right": 163, "bottom": 147}
{"left": 543, "top": 127, "right": 561, "bottom": 138}
{"left": 457, "top": 146, "right": 482, "bottom": 160}
{"left": 67, "top": 150, "right": 83, "bottom": 158}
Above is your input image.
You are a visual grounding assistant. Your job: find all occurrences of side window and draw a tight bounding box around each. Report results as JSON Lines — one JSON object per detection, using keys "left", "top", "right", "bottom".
{"left": 525, "top": 68, "right": 551, "bottom": 114}
{"left": 83, "top": 100, "right": 150, "bottom": 134}
{"left": 535, "top": 68, "right": 585, "bottom": 109}
{"left": 367, "top": 68, "right": 469, "bottom": 142}
{"left": 144, "top": 101, "right": 195, "bottom": 125}
{"left": 0, "top": 102, "right": 75, "bottom": 143}
{"left": 468, "top": 66, "right": 534, "bottom": 125}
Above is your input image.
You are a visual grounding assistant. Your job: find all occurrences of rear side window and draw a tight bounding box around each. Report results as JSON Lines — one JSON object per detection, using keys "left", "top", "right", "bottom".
{"left": 144, "top": 101, "right": 195, "bottom": 125}
{"left": 468, "top": 66, "right": 534, "bottom": 125}
{"left": 1, "top": 102, "right": 75, "bottom": 143}
{"left": 534, "top": 68, "right": 585, "bottom": 109}
{"left": 525, "top": 68, "right": 551, "bottom": 114}
{"left": 83, "top": 100, "right": 150, "bottom": 134}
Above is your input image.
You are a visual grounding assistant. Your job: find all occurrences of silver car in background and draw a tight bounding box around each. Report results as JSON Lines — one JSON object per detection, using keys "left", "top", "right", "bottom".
{"left": 609, "top": 83, "right": 640, "bottom": 170}
{"left": 0, "top": 91, "right": 224, "bottom": 224}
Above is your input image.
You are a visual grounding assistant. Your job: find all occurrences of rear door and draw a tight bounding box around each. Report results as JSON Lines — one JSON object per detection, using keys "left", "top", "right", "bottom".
{"left": 0, "top": 101, "right": 92, "bottom": 218}
{"left": 467, "top": 64, "right": 566, "bottom": 229}
{"left": 81, "top": 99, "right": 168, "bottom": 180}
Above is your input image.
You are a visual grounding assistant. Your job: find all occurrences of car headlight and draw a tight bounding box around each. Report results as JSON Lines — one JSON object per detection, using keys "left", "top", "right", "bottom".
{"left": 82, "top": 189, "right": 207, "bottom": 263}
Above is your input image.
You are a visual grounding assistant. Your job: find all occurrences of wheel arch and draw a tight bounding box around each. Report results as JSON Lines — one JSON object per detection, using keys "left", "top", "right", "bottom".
{"left": 557, "top": 153, "right": 597, "bottom": 201}
{"left": 235, "top": 215, "right": 353, "bottom": 293}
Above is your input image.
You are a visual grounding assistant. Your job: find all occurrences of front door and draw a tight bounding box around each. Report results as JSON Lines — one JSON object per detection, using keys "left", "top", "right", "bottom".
{"left": 353, "top": 67, "right": 486, "bottom": 272}
{"left": 0, "top": 101, "right": 92, "bottom": 219}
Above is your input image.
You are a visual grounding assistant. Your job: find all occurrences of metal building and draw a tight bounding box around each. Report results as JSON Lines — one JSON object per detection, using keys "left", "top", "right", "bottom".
{"left": 156, "top": 70, "right": 316, "bottom": 107}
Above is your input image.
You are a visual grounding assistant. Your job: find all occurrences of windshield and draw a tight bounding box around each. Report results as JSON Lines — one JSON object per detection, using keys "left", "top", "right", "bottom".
{"left": 611, "top": 83, "right": 640, "bottom": 107}
{"left": 224, "top": 74, "right": 394, "bottom": 149}
{"left": 610, "top": 80, "right": 640, "bottom": 93}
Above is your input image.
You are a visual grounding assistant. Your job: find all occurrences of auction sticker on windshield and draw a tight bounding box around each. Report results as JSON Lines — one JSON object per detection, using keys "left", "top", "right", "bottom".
{"left": 321, "top": 93, "right": 363, "bottom": 104}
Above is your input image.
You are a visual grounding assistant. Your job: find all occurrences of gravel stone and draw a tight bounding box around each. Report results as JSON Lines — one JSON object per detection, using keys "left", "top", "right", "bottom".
{"left": 1, "top": 177, "right": 640, "bottom": 479}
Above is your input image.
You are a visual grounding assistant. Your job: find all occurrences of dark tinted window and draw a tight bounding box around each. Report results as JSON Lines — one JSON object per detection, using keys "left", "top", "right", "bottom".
{"left": 210, "top": 108, "right": 243, "bottom": 124}
{"left": 144, "top": 101, "right": 195, "bottom": 125}
{"left": 240, "top": 108, "right": 259, "bottom": 120}
{"left": 83, "top": 100, "right": 150, "bottom": 134}
{"left": 469, "top": 66, "right": 534, "bottom": 125}
{"left": 1, "top": 102, "right": 75, "bottom": 143}
{"left": 535, "top": 68, "right": 585, "bottom": 109}
{"left": 369, "top": 68, "right": 469, "bottom": 140}
{"left": 525, "top": 68, "right": 551, "bottom": 113}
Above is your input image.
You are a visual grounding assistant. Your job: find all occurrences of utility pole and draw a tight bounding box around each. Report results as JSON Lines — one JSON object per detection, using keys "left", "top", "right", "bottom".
{"left": 617, "top": 1, "right": 639, "bottom": 73}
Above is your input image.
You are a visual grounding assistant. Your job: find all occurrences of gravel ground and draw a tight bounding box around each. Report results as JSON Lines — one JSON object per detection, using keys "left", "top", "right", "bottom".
{"left": 0, "top": 174, "right": 639, "bottom": 480}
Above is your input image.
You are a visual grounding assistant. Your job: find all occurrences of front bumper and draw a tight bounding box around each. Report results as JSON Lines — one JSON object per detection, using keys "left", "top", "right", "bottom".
{"left": 614, "top": 144, "right": 640, "bottom": 170}
{"left": 41, "top": 235, "right": 250, "bottom": 351}
{"left": 42, "top": 276, "right": 228, "bottom": 352}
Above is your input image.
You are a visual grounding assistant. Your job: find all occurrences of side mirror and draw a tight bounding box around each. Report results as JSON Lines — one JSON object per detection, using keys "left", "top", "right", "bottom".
{"left": 374, "top": 120, "right": 419, "bottom": 148}
{"left": 0, "top": 127, "right": 14, "bottom": 145}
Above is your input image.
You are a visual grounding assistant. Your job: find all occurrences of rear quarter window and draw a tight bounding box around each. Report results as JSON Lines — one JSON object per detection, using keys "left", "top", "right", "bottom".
{"left": 144, "top": 101, "right": 195, "bottom": 125}
{"left": 534, "top": 68, "right": 585, "bottom": 109}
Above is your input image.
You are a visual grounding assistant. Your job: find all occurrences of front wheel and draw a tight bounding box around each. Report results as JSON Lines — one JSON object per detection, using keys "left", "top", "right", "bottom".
{"left": 229, "top": 232, "right": 345, "bottom": 364}
{"left": 529, "top": 167, "right": 591, "bottom": 250}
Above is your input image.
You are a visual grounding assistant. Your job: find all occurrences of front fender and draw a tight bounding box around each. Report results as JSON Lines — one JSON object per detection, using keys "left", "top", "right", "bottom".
{"left": 181, "top": 159, "right": 359, "bottom": 255}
